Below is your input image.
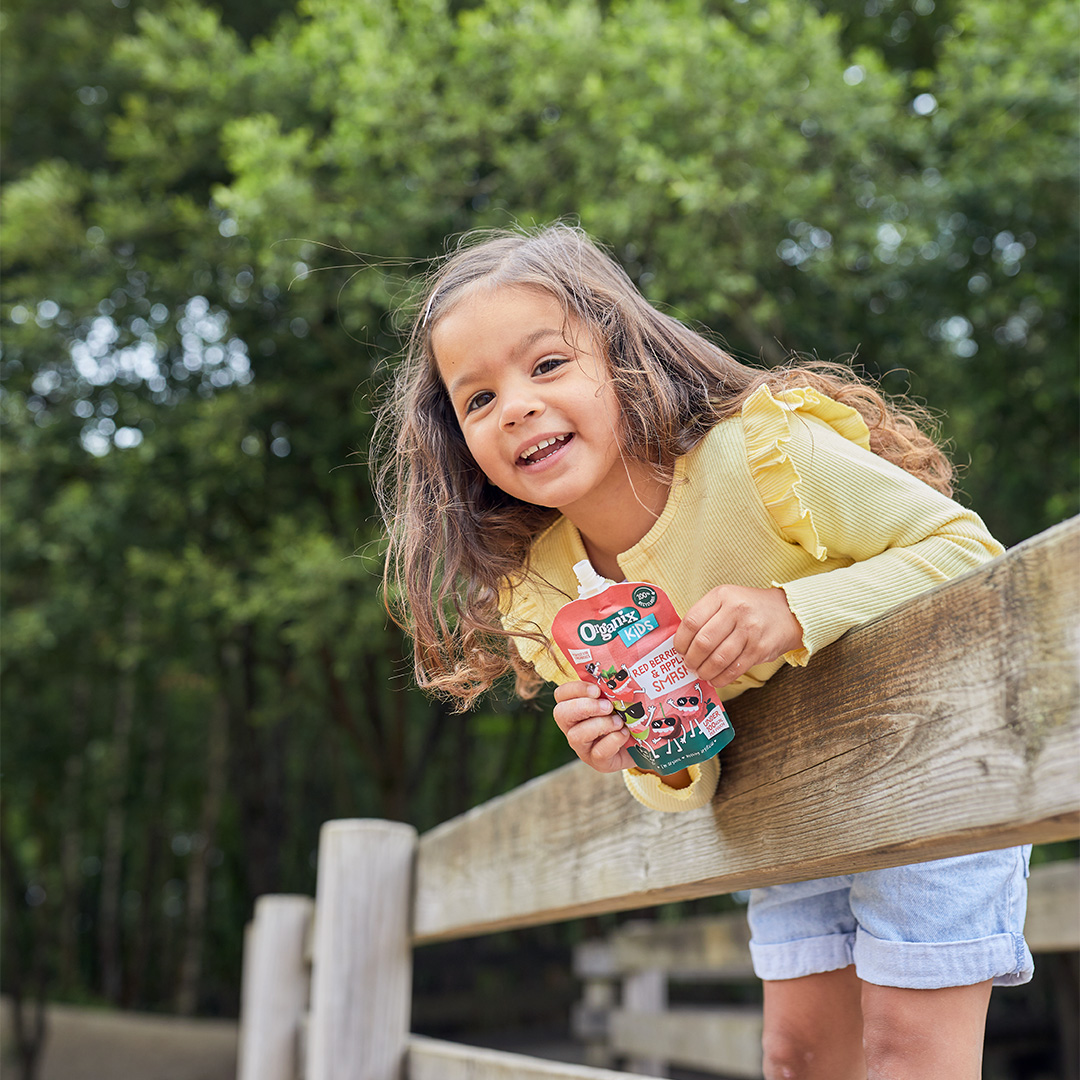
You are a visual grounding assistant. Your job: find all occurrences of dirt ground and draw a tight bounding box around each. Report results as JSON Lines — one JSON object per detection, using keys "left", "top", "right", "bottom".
{"left": 0, "top": 998, "right": 237, "bottom": 1080}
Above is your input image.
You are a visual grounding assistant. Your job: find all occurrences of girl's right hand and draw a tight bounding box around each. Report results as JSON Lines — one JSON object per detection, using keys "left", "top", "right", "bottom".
{"left": 552, "top": 681, "right": 634, "bottom": 773}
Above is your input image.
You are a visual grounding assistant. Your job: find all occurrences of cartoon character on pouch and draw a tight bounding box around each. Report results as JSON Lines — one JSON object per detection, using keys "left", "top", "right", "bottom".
{"left": 646, "top": 713, "right": 684, "bottom": 750}
{"left": 665, "top": 683, "right": 710, "bottom": 736}
{"left": 585, "top": 662, "right": 645, "bottom": 700}
{"left": 614, "top": 701, "right": 655, "bottom": 742}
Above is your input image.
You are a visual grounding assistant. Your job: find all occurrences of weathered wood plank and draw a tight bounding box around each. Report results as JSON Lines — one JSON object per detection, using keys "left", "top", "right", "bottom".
{"left": 414, "top": 519, "right": 1080, "bottom": 943}
{"left": 237, "top": 895, "right": 313, "bottom": 1080}
{"left": 609, "top": 1008, "right": 763, "bottom": 1079}
{"left": 407, "top": 1034, "right": 665, "bottom": 1080}
{"left": 306, "top": 821, "right": 416, "bottom": 1080}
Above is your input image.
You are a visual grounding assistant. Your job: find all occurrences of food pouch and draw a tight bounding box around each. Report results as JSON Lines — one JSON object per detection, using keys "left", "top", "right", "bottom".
{"left": 551, "top": 560, "right": 734, "bottom": 776}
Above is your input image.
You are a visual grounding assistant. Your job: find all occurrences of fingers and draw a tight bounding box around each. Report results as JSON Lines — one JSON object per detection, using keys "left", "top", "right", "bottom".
{"left": 675, "top": 585, "right": 804, "bottom": 687}
{"left": 675, "top": 589, "right": 737, "bottom": 666}
{"left": 699, "top": 645, "right": 752, "bottom": 687}
{"left": 553, "top": 679, "right": 603, "bottom": 704}
{"left": 672, "top": 602, "right": 707, "bottom": 659}
{"left": 688, "top": 621, "right": 751, "bottom": 685}
{"left": 678, "top": 601, "right": 742, "bottom": 682}
{"left": 553, "top": 682, "right": 631, "bottom": 773}
{"left": 563, "top": 711, "right": 631, "bottom": 772}
{"left": 574, "top": 725, "right": 634, "bottom": 773}
{"left": 552, "top": 682, "right": 612, "bottom": 732}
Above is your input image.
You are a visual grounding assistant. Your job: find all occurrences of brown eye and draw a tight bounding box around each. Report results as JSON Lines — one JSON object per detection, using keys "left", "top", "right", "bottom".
{"left": 465, "top": 391, "right": 494, "bottom": 413}
{"left": 533, "top": 356, "right": 567, "bottom": 376}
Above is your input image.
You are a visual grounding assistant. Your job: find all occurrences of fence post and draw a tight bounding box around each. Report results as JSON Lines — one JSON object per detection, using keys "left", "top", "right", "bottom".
{"left": 237, "top": 894, "right": 315, "bottom": 1080}
{"left": 572, "top": 940, "right": 619, "bottom": 1069}
{"left": 305, "top": 819, "right": 417, "bottom": 1080}
{"left": 624, "top": 968, "right": 668, "bottom": 1077}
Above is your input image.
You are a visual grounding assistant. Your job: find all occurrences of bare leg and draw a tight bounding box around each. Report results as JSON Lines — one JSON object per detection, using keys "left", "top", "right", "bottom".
{"left": 861, "top": 980, "right": 992, "bottom": 1080}
{"left": 762, "top": 967, "right": 866, "bottom": 1080}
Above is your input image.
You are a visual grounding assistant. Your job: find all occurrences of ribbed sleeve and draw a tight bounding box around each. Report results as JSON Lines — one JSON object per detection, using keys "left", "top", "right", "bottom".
{"left": 741, "top": 387, "right": 1005, "bottom": 660}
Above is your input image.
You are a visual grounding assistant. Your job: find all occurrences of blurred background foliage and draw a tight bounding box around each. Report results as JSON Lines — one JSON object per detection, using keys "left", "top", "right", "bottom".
{"left": 2, "top": 0, "right": 1077, "bottom": 1064}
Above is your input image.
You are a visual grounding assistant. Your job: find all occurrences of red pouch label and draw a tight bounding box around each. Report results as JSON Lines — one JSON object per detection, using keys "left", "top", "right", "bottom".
{"left": 552, "top": 581, "right": 734, "bottom": 775}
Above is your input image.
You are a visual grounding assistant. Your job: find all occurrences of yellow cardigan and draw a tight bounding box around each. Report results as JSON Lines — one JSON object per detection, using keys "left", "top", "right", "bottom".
{"left": 500, "top": 385, "right": 1004, "bottom": 812}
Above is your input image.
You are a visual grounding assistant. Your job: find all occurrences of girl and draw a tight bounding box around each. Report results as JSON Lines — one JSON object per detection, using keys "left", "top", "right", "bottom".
{"left": 375, "top": 223, "right": 1033, "bottom": 1079}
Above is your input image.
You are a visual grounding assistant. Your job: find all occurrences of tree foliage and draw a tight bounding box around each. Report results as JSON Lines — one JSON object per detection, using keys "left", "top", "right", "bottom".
{"left": 2, "top": 0, "right": 1076, "bottom": 1037}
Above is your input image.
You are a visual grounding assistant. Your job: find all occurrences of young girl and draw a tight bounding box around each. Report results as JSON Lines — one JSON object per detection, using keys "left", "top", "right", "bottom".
{"left": 375, "top": 223, "right": 1033, "bottom": 1079}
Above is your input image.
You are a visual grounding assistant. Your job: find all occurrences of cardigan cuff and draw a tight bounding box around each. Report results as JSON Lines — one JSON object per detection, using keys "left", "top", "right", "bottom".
{"left": 622, "top": 756, "right": 721, "bottom": 812}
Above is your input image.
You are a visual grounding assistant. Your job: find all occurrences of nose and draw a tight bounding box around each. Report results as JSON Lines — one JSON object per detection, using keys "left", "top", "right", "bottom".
{"left": 498, "top": 384, "right": 545, "bottom": 429}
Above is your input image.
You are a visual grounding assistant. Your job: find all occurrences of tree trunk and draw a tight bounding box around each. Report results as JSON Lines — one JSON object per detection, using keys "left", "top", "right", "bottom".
{"left": 129, "top": 696, "right": 167, "bottom": 1008}
{"left": 175, "top": 694, "right": 229, "bottom": 1014}
{"left": 99, "top": 606, "right": 140, "bottom": 1004}
{"left": 59, "top": 675, "right": 90, "bottom": 994}
{"left": 223, "top": 629, "right": 283, "bottom": 905}
{"left": 0, "top": 806, "right": 49, "bottom": 1080}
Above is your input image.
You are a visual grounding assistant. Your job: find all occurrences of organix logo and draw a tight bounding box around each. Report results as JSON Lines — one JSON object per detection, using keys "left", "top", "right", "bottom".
{"left": 577, "top": 606, "right": 641, "bottom": 645}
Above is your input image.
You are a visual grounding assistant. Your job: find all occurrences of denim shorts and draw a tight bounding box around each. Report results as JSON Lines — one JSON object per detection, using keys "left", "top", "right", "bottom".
{"left": 746, "top": 845, "right": 1034, "bottom": 989}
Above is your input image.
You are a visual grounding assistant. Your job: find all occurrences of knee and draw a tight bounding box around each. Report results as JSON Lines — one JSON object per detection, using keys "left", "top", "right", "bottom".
{"left": 862, "top": 1006, "right": 944, "bottom": 1076}
{"left": 860, "top": 981, "right": 991, "bottom": 1077}
{"left": 761, "top": 1029, "right": 818, "bottom": 1080}
{"left": 860, "top": 1011, "right": 911, "bottom": 1071}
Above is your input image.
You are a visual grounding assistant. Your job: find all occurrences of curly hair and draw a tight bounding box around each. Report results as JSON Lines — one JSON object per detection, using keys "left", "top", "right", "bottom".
{"left": 373, "top": 223, "right": 952, "bottom": 708}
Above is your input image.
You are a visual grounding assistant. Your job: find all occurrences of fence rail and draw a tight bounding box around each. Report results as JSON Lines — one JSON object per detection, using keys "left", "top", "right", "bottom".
{"left": 237, "top": 516, "right": 1080, "bottom": 1080}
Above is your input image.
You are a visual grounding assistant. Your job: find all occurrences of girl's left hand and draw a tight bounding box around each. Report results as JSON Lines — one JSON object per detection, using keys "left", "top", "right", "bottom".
{"left": 674, "top": 585, "right": 804, "bottom": 687}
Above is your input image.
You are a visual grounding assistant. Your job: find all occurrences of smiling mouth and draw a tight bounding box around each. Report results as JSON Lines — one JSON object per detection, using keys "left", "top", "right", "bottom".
{"left": 518, "top": 433, "right": 572, "bottom": 465}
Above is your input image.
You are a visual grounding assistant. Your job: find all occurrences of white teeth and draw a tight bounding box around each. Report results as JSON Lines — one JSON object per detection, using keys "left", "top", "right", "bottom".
{"left": 520, "top": 435, "right": 568, "bottom": 461}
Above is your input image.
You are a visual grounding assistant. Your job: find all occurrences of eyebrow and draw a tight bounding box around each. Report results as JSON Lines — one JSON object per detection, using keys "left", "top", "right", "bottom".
{"left": 444, "top": 326, "right": 567, "bottom": 399}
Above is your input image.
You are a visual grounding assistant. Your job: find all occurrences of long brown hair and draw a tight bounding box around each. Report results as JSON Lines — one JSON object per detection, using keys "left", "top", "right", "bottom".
{"left": 373, "top": 223, "right": 952, "bottom": 707}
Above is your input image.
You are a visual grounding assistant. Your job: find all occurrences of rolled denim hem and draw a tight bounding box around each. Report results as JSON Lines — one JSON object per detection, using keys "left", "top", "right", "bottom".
{"left": 853, "top": 929, "right": 1035, "bottom": 989}
{"left": 749, "top": 931, "right": 854, "bottom": 981}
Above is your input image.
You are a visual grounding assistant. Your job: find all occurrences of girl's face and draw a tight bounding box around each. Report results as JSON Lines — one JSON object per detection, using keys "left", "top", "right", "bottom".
{"left": 431, "top": 285, "right": 634, "bottom": 524}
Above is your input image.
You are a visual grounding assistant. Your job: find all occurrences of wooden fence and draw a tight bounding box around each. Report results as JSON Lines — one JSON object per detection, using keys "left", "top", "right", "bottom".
{"left": 237, "top": 517, "right": 1080, "bottom": 1080}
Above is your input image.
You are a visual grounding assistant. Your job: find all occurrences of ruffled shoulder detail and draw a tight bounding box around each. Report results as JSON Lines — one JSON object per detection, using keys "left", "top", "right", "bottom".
{"left": 742, "top": 384, "right": 871, "bottom": 561}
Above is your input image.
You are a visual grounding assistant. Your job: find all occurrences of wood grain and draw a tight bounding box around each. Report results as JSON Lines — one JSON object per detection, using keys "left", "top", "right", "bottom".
{"left": 236, "top": 895, "right": 313, "bottom": 1080}
{"left": 414, "top": 518, "right": 1080, "bottom": 943}
{"left": 305, "top": 820, "right": 416, "bottom": 1080}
